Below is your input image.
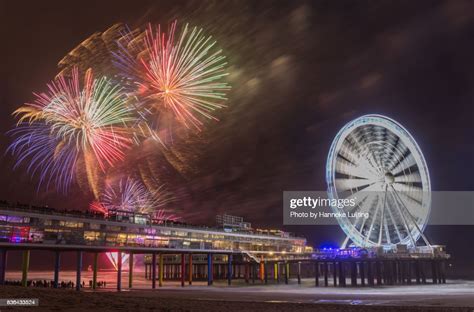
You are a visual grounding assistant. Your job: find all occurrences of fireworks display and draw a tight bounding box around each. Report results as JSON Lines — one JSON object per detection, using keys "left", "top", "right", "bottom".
{"left": 100, "top": 177, "right": 175, "bottom": 216}
{"left": 114, "top": 21, "right": 230, "bottom": 130}
{"left": 9, "top": 68, "right": 134, "bottom": 194}
{"left": 9, "top": 18, "right": 230, "bottom": 231}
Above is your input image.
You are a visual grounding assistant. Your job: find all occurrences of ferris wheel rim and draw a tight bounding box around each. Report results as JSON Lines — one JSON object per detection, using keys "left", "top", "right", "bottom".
{"left": 326, "top": 114, "right": 431, "bottom": 248}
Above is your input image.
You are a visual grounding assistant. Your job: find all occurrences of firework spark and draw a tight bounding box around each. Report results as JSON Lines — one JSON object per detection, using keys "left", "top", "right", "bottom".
{"left": 9, "top": 68, "right": 134, "bottom": 194}
{"left": 114, "top": 21, "right": 231, "bottom": 130}
{"left": 101, "top": 177, "right": 174, "bottom": 215}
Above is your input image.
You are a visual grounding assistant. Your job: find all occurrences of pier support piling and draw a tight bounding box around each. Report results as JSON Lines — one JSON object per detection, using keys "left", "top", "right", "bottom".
{"left": 188, "top": 254, "right": 193, "bottom": 285}
{"left": 92, "top": 252, "right": 98, "bottom": 290}
{"left": 315, "top": 261, "right": 319, "bottom": 286}
{"left": 324, "top": 262, "right": 329, "bottom": 287}
{"left": 53, "top": 251, "right": 60, "bottom": 289}
{"left": 129, "top": 252, "right": 133, "bottom": 289}
{"left": 117, "top": 251, "right": 122, "bottom": 291}
{"left": 152, "top": 253, "right": 157, "bottom": 289}
{"left": 21, "top": 250, "right": 30, "bottom": 287}
{"left": 159, "top": 254, "right": 163, "bottom": 287}
{"left": 207, "top": 253, "right": 213, "bottom": 286}
{"left": 264, "top": 261, "right": 268, "bottom": 284}
{"left": 227, "top": 254, "right": 233, "bottom": 285}
{"left": 297, "top": 261, "right": 301, "bottom": 285}
{"left": 75, "top": 251, "right": 82, "bottom": 291}
{"left": 0, "top": 249, "right": 7, "bottom": 286}
{"left": 181, "top": 254, "right": 185, "bottom": 287}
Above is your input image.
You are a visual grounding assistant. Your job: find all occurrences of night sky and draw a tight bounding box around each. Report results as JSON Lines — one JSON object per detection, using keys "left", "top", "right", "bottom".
{"left": 1, "top": 1, "right": 473, "bottom": 273}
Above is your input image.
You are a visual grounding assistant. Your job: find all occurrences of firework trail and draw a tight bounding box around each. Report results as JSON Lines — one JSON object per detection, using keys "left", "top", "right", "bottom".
{"left": 101, "top": 177, "right": 174, "bottom": 215}
{"left": 9, "top": 68, "right": 134, "bottom": 195}
{"left": 114, "top": 21, "right": 231, "bottom": 130}
{"left": 89, "top": 201, "right": 108, "bottom": 215}
{"left": 94, "top": 176, "right": 177, "bottom": 271}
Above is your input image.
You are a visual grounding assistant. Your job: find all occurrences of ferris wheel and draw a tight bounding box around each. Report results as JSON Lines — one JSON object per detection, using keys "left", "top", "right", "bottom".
{"left": 326, "top": 114, "right": 431, "bottom": 249}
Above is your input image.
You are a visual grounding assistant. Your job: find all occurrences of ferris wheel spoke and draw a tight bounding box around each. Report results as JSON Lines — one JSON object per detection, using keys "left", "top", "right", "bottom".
{"left": 389, "top": 190, "right": 416, "bottom": 246}
{"left": 391, "top": 153, "right": 417, "bottom": 177}
{"left": 342, "top": 136, "right": 363, "bottom": 160}
{"left": 385, "top": 196, "right": 403, "bottom": 244}
{"left": 383, "top": 214, "right": 392, "bottom": 245}
{"left": 392, "top": 183, "right": 424, "bottom": 209}
{"left": 357, "top": 155, "right": 383, "bottom": 178}
{"left": 390, "top": 185, "right": 431, "bottom": 247}
{"left": 363, "top": 194, "right": 383, "bottom": 246}
{"left": 364, "top": 150, "right": 384, "bottom": 175}
{"left": 394, "top": 172, "right": 422, "bottom": 184}
{"left": 335, "top": 178, "right": 377, "bottom": 192}
{"left": 335, "top": 156, "right": 379, "bottom": 180}
{"left": 388, "top": 145, "right": 409, "bottom": 170}
{"left": 344, "top": 182, "right": 382, "bottom": 212}
{"left": 377, "top": 185, "right": 388, "bottom": 245}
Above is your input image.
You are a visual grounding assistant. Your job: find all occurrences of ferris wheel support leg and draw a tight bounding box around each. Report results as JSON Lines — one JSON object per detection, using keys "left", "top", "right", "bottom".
{"left": 341, "top": 236, "right": 350, "bottom": 249}
{"left": 391, "top": 186, "right": 432, "bottom": 248}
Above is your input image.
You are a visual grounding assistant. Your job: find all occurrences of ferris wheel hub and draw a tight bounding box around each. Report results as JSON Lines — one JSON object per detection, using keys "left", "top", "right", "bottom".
{"left": 384, "top": 172, "right": 395, "bottom": 185}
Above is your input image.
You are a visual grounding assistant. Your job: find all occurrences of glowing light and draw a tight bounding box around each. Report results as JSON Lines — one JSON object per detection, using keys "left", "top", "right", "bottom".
{"left": 105, "top": 252, "right": 130, "bottom": 271}
{"left": 8, "top": 68, "right": 134, "bottom": 193}
{"left": 114, "top": 21, "right": 231, "bottom": 130}
{"left": 101, "top": 177, "right": 174, "bottom": 215}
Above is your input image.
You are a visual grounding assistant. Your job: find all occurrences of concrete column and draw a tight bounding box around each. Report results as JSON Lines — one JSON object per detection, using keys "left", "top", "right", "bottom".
{"left": 21, "top": 250, "right": 30, "bottom": 287}
{"left": 53, "top": 251, "right": 60, "bottom": 288}
{"left": 274, "top": 262, "right": 278, "bottom": 282}
{"left": 259, "top": 257, "right": 264, "bottom": 282}
{"left": 284, "top": 262, "right": 289, "bottom": 285}
{"left": 360, "top": 262, "right": 366, "bottom": 286}
{"left": 159, "top": 254, "right": 164, "bottom": 287}
{"left": 407, "top": 261, "right": 412, "bottom": 284}
{"left": 188, "top": 254, "right": 193, "bottom": 285}
{"left": 437, "top": 261, "right": 443, "bottom": 284}
{"left": 76, "top": 251, "right": 82, "bottom": 291}
{"left": 324, "top": 262, "right": 329, "bottom": 286}
{"left": 314, "top": 261, "right": 319, "bottom": 286}
{"left": 415, "top": 261, "right": 421, "bottom": 284}
{"left": 252, "top": 262, "right": 256, "bottom": 284}
{"left": 297, "top": 261, "right": 301, "bottom": 285}
{"left": 92, "top": 252, "right": 98, "bottom": 289}
{"left": 129, "top": 252, "right": 134, "bottom": 289}
{"left": 376, "top": 261, "right": 382, "bottom": 285}
{"left": 0, "top": 249, "right": 7, "bottom": 285}
{"left": 431, "top": 260, "right": 437, "bottom": 284}
{"left": 264, "top": 261, "right": 268, "bottom": 284}
{"left": 338, "top": 261, "right": 345, "bottom": 287}
{"left": 367, "top": 261, "right": 374, "bottom": 286}
{"left": 421, "top": 260, "right": 427, "bottom": 284}
{"left": 441, "top": 260, "right": 447, "bottom": 284}
{"left": 227, "top": 254, "right": 233, "bottom": 285}
{"left": 117, "top": 251, "right": 122, "bottom": 291}
{"left": 245, "top": 262, "right": 249, "bottom": 283}
{"left": 152, "top": 253, "right": 157, "bottom": 289}
{"left": 332, "top": 262, "right": 337, "bottom": 287}
{"left": 207, "top": 253, "right": 213, "bottom": 285}
{"left": 351, "top": 261, "right": 357, "bottom": 286}
{"left": 181, "top": 254, "right": 185, "bottom": 287}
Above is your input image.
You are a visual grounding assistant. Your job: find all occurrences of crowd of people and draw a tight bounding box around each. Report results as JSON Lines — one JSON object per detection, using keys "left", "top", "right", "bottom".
{"left": 4, "top": 279, "right": 108, "bottom": 289}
